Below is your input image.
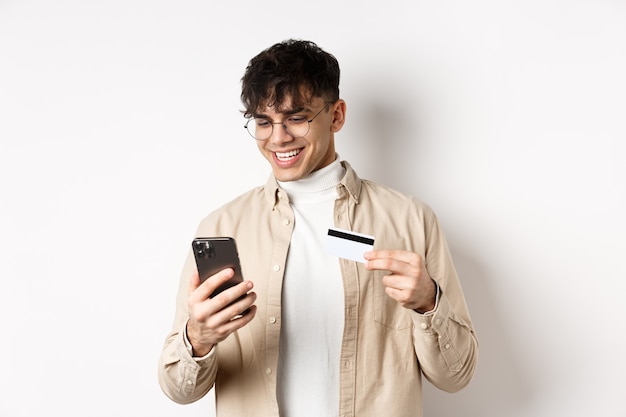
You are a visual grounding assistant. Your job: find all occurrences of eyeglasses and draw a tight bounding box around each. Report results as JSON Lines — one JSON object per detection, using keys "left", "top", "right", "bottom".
{"left": 244, "top": 104, "right": 329, "bottom": 141}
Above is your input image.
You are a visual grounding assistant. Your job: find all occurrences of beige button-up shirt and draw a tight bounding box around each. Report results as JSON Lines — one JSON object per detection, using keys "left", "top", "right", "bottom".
{"left": 158, "top": 161, "right": 478, "bottom": 417}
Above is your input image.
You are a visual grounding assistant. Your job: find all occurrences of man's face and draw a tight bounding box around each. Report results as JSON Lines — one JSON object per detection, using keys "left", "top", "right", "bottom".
{"left": 253, "top": 97, "right": 345, "bottom": 182}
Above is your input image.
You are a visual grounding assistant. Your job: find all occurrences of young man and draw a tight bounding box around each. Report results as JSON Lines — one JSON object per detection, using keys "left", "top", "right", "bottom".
{"left": 158, "top": 39, "right": 478, "bottom": 417}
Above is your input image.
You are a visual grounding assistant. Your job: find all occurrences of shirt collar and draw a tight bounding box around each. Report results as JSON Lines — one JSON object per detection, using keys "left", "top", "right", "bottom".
{"left": 337, "top": 160, "right": 362, "bottom": 203}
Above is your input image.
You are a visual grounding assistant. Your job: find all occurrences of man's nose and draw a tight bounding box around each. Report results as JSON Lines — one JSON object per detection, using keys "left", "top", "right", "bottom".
{"left": 268, "top": 123, "right": 294, "bottom": 144}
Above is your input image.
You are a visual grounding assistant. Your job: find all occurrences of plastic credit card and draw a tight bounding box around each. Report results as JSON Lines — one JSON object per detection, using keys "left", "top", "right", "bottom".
{"left": 325, "top": 227, "right": 375, "bottom": 263}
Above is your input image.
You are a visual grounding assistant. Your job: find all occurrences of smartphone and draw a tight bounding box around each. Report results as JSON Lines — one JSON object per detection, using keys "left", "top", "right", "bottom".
{"left": 192, "top": 237, "right": 244, "bottom": 298}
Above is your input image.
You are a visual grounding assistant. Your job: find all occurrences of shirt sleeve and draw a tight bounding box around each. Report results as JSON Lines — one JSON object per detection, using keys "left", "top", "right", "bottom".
{"left": 158, "top": 321, "right": 219, "bottom": 404}
{"left": 411, "top": 292, "right": 478, "bottom": 392}
{"left": 410, "top": 207, "right": 479, "bottom": 393}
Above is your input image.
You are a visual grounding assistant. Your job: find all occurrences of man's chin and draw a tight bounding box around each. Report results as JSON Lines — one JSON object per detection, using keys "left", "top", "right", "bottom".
{"left": 272, "top": 166, "right": 305, "bottom": 182}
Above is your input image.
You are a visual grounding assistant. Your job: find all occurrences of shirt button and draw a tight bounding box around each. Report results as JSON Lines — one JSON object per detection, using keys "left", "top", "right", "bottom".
{"left": 186, "top": 380, "right": 193, "bottom": 385}
{"left": 269, "top": 316, "right": 277, "bottom": 324}
{"left": 265, "top": 368, "right": 272, "bottom": 375}
{"left": 420, "top": 322, "right": 428, "bottom": 330}
{"left": 273, "top": 264, "right": 281, "bottom": 272}
{"left": 445, "top": 343, "right": 451, "bottom": 350}
{"left": 283, "top": 219, "right": 290, "bottom": 226}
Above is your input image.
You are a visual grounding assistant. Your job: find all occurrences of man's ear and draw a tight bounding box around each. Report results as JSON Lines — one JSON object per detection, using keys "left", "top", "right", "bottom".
{"left": 330, "top": 99, "right": 346, "bottom": 132}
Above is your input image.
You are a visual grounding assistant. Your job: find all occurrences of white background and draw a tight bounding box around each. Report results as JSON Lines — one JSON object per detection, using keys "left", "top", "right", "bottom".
{"left": 1, "top": 1, "right": 625, "bottom": 416}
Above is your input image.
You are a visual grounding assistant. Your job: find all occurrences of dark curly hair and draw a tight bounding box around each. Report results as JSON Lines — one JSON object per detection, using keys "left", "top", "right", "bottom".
{"left": 241, "top": 39, "right": 340, "bottom": 117}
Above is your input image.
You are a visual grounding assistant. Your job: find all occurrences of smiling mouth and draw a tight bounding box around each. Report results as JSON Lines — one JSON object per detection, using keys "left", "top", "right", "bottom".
{"left": 275, "top": 149, "right": 302, "bottom": 161}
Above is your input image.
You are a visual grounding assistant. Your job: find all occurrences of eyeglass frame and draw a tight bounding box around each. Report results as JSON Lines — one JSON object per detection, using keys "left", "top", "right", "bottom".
{"left": 243, "top": 102, "right": 331, "bottom": 141}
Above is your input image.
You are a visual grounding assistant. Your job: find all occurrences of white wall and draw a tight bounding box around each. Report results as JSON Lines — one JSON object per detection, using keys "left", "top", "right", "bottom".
{"left": 1, "top": 1, "right": 624, "bottom": 416}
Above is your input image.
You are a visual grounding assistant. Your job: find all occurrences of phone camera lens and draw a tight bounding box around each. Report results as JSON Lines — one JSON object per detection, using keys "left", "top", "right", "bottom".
{"left": 194, "top": 240, "right": 215, "bottom": 259}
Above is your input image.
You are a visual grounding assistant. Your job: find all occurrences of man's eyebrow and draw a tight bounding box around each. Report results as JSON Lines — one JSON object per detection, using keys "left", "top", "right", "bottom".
{"left": 252, "top": 106, "right": 309, "bottom": 119}
{"left": 283, "top": 106, "right": 308, "bottom": 115}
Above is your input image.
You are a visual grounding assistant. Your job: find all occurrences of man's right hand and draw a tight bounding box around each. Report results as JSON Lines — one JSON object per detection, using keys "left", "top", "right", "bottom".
{"left": 186, "top": 268, "right": 257, "bottom": 357}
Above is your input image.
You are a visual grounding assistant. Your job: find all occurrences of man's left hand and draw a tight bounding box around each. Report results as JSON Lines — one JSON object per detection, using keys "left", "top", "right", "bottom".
{"left": 364, "top": 250, "right": 437, "bottom": 313}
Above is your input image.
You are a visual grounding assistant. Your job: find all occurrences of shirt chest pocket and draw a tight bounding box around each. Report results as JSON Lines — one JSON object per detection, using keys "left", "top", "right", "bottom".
{"left": 370, "top": 270, "right": 413, "bottom": 330}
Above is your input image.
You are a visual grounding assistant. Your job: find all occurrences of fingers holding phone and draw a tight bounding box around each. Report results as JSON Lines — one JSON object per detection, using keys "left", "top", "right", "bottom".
{"left": 186, "top": 237, "right": 257, "bottom": 356}
{"left": 187, "top": 268, "right": 257, "bottom": 356}
{"left": 189, "top": 267, "right": 255, "bottom": 316}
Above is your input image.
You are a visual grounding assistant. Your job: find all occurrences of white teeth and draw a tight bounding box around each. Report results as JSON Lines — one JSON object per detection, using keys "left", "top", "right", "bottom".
{"left": 275, "top": 149, "right": 301, "bottom": 160}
